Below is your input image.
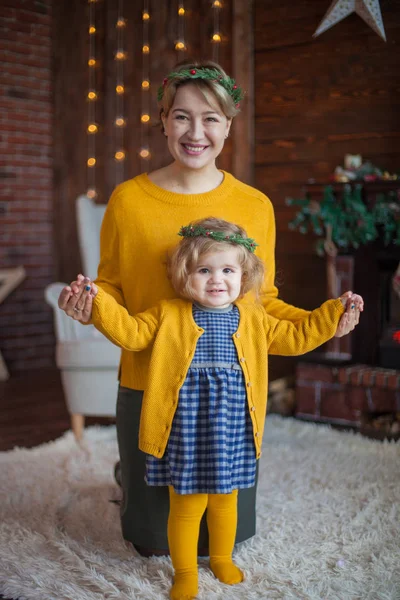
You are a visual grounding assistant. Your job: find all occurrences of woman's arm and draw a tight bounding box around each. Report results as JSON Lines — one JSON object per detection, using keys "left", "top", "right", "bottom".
{"left": 57, "top": 187, "right": 124, "bottom": 324}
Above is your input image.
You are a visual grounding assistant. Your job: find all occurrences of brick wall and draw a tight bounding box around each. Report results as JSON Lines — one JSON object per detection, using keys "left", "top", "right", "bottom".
{"left": 0, "top": 0, "right": 55, "bottom": 372}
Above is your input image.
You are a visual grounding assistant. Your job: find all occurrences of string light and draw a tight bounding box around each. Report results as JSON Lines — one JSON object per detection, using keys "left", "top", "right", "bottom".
{"left": 176, "top": 1, "right": 186, "bottom": 53}
{"left": 114, "top": 0, "right": 126, "bottom": 184}
{"left": 115, "top": 50, "right": 127, "bottom": 60}
{"left": 139, "top": 148, "right": 150, "bottom": 159}
{"left": 140, "top": 0, "right": 151, "bottom": 163}
{"left": 212, "top": 0, "right": 222, "bottom": 61}
{"left": 86, "top": 0, "right": 97, "bottom": 199}
{"left": 115, "top": 150, "right": 126, "bottom": 161}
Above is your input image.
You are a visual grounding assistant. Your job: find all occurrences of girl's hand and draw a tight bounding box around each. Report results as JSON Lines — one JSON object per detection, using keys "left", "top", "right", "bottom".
{"left": 57, "top": 274, "right": 96, "bottom": 323}
{"left": 335, "top": 291, "right": 364, "bottom": 337}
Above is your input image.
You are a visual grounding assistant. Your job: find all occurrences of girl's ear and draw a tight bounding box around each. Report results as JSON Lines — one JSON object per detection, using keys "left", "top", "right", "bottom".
{"left": 240, "top": 271, "right": 248, "bottom": 295}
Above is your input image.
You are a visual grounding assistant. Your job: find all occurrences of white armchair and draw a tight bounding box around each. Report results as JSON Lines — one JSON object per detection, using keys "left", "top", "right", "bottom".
{"left": 45, "top": 195, "right": 120, "bottom": 441}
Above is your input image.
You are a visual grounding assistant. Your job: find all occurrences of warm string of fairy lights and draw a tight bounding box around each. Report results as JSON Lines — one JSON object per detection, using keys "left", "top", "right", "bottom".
{"left": 139, "top": 0, "right": 151, "bottom": 162}
{"left": 175, "top": 1, "right": 186, "bottom": 53}
{"left": 212, "top": 0, "right": 222, "bottom": 62}
{"left": 114, "top": 0, "right": 127, "bottom": 184}
{"left": 87, "top": 0, "right": 98, "bottom": 199}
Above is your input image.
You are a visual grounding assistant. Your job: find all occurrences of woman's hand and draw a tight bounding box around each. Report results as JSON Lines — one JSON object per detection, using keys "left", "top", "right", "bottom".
{"left": 57, "top": 274, "right": 97, "bottom": 323}
{"left": 335, "top": 291, "right": 364, "bottom": 337}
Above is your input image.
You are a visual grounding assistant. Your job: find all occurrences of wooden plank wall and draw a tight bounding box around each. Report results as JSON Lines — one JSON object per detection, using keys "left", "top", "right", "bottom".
{"left": 53, "top": 0, "right": 253, "bottom": 284}
{"left": 254, "top": 0, "right": 400, "bottom": 378}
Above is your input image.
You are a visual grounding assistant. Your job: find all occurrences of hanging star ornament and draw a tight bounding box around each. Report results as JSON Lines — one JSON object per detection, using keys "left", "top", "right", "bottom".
{"left": 313, "top": 0, "right": 387, "bottom": 41}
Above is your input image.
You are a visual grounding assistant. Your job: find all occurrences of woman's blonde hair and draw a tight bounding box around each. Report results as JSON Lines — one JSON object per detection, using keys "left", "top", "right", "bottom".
{"left": 158, "top": 60, "right": 241, "bottom": 122}
{"left": 167, "top": 217, "right": 265, "bottom": 302}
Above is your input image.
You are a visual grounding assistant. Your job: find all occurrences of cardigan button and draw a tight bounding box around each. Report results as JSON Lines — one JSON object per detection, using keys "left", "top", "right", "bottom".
{"left": 251, "top": 406, "right": 256, "bottom": 411}
{"left": 235, "top": 333, "right": 240, "bottom": 338}
{"left": 240, "top": 357, "right": 245, "bottom": 362}
{"left": 255, "top": 432, "right": 259, "bottom": 437}
{"left": 247, "top": 381, "right": 252, "bottom": 387}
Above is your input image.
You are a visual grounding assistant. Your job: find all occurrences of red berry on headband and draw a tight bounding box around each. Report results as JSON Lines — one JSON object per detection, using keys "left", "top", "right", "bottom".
{"left": 233, "top": 84, "right": 237, "bottom": 89}
{"left": 190, "top": 69, "right": 196, "bottom": 75}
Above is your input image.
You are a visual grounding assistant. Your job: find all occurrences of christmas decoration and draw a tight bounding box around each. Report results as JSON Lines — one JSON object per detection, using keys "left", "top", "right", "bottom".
{"left": 287, "top": 184, "right": 400, "bottom": 256}
{"left": 178, "top": 224, "right": 258, "bottom": 252}
{"left": 157, "top": 67, "right": 243, "bottom": 107}
{"left": 330, "top": 157, "right": 398, "bottom": 183}
{"left": 313, "top": 0, "right": 387, "bottom": 42}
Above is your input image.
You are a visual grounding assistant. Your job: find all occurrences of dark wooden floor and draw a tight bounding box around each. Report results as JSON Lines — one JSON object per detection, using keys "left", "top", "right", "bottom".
{"left": 0, "top": 368, "right": 115, "bottom": 452}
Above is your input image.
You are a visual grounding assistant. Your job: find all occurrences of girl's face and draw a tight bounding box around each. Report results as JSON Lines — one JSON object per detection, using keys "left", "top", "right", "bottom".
{"left": 162, "top": 83, "right": 231, "bottom": 172}
{"left": 189, "top": 248, "right": 242, "bottom": 309}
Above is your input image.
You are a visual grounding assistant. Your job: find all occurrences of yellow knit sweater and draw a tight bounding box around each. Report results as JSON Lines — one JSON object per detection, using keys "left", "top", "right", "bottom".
{"left": 92, "top": 293, "right": 344, "bottom": 458}
{"left": 93, "top": 171, "right": 312, "bottom": 390}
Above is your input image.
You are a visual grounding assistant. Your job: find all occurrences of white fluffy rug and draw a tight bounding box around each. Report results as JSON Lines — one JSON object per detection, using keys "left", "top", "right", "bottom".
{"left": 1, "top": 416, "right": 399, "bottom": 600}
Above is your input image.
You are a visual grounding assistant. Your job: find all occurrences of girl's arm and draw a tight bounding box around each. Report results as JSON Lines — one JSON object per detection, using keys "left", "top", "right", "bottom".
{"left": 266, "top": 293, "right": 363, "bottom": 356}
{"left": 258, "top": 200, "right": 362, "bottom": 335}
{"left": 89, "top": 284, "right": 159, "bottom": 351}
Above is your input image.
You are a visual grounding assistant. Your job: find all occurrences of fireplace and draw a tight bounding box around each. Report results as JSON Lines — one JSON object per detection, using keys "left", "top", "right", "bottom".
{"left": 378, "top": 257, "right": 400, "bottom": 369}
{"left": 293, "top": 182, "right": 400, "bottom": 434}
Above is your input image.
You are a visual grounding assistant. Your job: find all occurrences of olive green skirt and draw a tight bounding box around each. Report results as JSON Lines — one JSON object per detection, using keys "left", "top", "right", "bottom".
{"left": 117, "top": 385, "right": 258, "bottom": 552}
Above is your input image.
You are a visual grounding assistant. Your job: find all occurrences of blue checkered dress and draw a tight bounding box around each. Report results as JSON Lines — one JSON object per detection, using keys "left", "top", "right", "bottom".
{"left": 145, "top": 304, "right": 256, "bottom": 494}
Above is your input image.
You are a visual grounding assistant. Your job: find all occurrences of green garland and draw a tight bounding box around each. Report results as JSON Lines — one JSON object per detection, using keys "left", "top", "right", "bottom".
{"left": 178, "top": 225, "right": 258, "bottom": 253}
{"left": 157, "top": 67, "right": 244, "bottom": 106}
{"left": 286, "top": 184, "right": 400, "bottom": 256}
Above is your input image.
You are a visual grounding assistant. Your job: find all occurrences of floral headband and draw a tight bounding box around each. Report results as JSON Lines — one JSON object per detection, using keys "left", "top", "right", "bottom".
{"left": 157, "top": 67, "right": 244, "bottom": 108}
{"left": 178, "top": 224, "right": 258, "bottom": 253}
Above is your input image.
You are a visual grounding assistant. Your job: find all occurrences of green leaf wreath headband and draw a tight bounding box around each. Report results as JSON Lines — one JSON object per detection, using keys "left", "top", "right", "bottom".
{"left": 178, "top": 225, "right": 258, "bottom": 253}
{"left": 157, "top": 67, "right": 244, "bottom": 108}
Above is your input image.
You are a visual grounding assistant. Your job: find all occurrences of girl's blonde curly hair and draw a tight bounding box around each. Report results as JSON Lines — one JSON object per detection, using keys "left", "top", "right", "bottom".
{"left": 167, "top": 217, "right": 265, "bottom": 302}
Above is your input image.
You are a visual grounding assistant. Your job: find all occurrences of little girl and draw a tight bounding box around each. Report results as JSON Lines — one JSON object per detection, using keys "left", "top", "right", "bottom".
{"left": 83, "top": 217, "right": 363, "bottom": 600}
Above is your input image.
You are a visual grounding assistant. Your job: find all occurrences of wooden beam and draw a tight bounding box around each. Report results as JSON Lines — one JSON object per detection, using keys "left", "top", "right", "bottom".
{"left": 232, "top": 0, "right": 254, "bottom": 185}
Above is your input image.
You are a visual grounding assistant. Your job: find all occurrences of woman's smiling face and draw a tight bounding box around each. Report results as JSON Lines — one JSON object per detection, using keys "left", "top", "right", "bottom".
{"left": 162, "top": 83, "right": 231, "bottom": 171}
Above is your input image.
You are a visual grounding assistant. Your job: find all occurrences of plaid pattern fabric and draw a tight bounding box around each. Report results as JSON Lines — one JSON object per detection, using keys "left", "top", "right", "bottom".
{"left": 145, "top": 305, "right": 256, "bottom": 494}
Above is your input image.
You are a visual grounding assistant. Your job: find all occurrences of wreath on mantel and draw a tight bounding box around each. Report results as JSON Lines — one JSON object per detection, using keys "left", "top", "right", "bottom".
{"left": 286, "top": 184, "right": 400, "bottom": 258}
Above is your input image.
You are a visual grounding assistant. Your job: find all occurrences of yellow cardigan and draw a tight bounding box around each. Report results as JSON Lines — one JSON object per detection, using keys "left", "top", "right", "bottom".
{"left": 92, "top": 290, "right": 344, "bottom": 459}
{"left": 93, "top": 171, "right": 312, "bottom": 390}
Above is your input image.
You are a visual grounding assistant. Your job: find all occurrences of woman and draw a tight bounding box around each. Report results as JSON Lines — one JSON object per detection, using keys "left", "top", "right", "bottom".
{"left": 58, "top": 61, "right": 360, "bottom": 557}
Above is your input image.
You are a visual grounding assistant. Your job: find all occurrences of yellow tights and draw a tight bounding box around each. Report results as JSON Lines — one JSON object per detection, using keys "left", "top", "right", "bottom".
{"left": 167, "top": 487, "right": 244, "bottom": 600}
